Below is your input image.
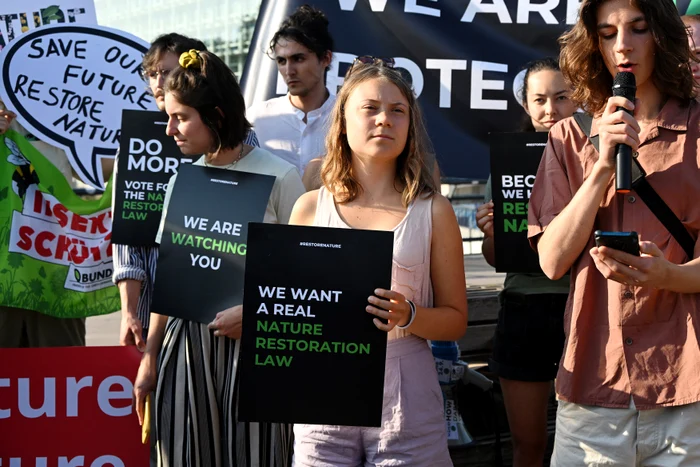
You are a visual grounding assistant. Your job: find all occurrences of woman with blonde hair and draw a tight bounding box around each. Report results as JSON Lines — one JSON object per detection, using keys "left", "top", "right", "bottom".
{"left": 289, "top": 58, "right": 467, "bottom": 465}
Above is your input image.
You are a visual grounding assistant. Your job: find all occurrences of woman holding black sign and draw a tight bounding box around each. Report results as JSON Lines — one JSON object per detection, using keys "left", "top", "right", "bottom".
{"left": 476, "top": 58, "right": 576, "bottom": 467}
{"left": 132, "top": 49, "right": 304, "bottom": 466}
{"left": 288, "top": 60, "right": 467, "bottom": 465}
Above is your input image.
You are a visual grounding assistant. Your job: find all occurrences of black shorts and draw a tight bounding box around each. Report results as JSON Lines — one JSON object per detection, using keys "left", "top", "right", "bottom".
{"left": 488, "top": 292, "right": 566, "bottom": 382}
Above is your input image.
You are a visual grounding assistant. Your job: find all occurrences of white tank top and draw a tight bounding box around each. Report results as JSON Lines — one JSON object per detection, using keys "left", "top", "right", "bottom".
{"left": 313, "top": 187, "right": 434, "bottom": 340}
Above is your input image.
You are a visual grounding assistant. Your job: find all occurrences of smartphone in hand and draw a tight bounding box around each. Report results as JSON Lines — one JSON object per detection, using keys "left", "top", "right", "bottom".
{"left": 594, "top": 230, "right": 640, "bottom": 256}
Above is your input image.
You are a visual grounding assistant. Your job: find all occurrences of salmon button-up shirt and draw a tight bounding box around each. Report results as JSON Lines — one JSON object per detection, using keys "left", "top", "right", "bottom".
{"left": 528, "top": 98, "right": 700, "bottom": 409}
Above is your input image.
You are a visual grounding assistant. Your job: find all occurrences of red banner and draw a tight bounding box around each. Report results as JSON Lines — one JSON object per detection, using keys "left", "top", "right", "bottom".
{"left": 0, "top": 346, "right": 148, "bottom": 466}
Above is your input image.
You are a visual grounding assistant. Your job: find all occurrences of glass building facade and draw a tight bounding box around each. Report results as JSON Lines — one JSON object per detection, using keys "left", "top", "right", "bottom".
{"left": 93, "top": 0, "right": 262, "bottom": 76}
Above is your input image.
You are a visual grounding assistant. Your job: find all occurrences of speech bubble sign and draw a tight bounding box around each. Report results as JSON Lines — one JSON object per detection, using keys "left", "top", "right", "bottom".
{"left": 0, "top": 24, "right": 156, "bottom": 188}
{"left": 0, "top": 1, "right": 98, "bottom": 51}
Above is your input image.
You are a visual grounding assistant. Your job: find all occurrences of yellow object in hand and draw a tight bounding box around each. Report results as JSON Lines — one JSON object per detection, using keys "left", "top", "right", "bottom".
{"left": 142, "top": 394, "right": 151, "bottom": 444}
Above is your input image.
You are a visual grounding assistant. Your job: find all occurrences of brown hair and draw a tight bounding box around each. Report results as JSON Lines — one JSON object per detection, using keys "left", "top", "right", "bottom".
{"left": 321, "top": 64, "right": 437, "bottom": 207}
{"left": 559, "top": 0, "right": 696, "bottom": 115}
{"left": 165, "top": 51, "right": 251, "bottom": 152}
{"left": 142, "top": 33, "right": 207, "bottom": 75}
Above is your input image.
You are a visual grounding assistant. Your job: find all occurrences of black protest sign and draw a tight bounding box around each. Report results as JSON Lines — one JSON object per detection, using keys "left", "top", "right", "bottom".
{"left": 112, "top": 110, "right": 194, "bottom": 246}
{"left": 151, "top": 164, "right": 275, "bottom": 324}
{"left": 490, "top": 132, "right": 547, "bottom": 273}
{"left": 238, "top": 223, "right": 393, "bottom": 427}
{"left": 242, "top": 0, "right": 572, "bottom": 181}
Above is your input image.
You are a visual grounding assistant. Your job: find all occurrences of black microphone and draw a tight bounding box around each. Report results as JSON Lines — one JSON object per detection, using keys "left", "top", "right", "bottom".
{"left": 612, "top": 72, "right": 636, "bottom": 193}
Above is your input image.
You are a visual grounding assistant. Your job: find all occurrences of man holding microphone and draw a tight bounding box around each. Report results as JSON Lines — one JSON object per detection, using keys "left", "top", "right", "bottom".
{"left": 529, "top": 0, "right": 700, "bottom": 465}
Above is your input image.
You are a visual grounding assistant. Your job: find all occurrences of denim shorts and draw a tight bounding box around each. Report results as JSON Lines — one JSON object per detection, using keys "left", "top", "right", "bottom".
{"left": 488, "top": 292, "right": 567, "bottom": 382}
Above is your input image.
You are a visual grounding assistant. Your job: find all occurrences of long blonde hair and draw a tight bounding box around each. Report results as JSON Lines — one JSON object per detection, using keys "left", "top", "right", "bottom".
{"left": 321, "top": 64, "right": 437, "bottom": 207}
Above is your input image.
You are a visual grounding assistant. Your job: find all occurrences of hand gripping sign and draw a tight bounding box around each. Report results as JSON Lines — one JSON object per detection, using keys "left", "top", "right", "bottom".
{"left": 0, "top": 24, "right": 155, "bottom": 189}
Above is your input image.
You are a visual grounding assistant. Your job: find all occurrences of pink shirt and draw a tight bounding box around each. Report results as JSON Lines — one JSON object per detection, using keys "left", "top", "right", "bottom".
{"left": 313, "top": 187, "right": 434, "bottom": 341}
{"left": 528, "top": 98, "right": 700, "bottom": 409}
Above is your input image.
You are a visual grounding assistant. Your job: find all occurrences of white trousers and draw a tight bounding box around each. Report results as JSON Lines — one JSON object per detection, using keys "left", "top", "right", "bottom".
{"left": 551, "top": 398, "right": 700, "bottom": 467}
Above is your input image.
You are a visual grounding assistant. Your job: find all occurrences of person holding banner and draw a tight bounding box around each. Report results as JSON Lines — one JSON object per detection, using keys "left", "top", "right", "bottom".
{"left": 133, "top": 49, "right": 304, "bottom": 466}
{"left": 0, "top": 106, "right": 90, "bottom": 348}
{"left": 476, "top": 57, "right": 576, "bottom": 467}
{"left": 288, "top": 59, "right": 467, "bottom": 465}
{"left": 529, "top": 0, "right": 700, "bottom": 464}
{"left": 112, "top": 33, "right": 258, "bottom": 350}
{"left": 247, "top": 5, "right": 335, "bottom": 175}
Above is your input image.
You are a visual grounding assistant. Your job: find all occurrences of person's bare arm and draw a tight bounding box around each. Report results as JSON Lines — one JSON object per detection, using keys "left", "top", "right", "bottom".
{"left": 476, "top": 201, "right": 495, "bottom": 267}
{"left": 537, "top": 97, "right": 639, "bottom": 279}
{"left": 367, "top": 195, "right": 468, "bottom": 340}
{"left": 289, "top": 190, "right": 319, "bottom": 226}
{"left": 302, "top": 158, "right": 323, "bottom": 191}
{"left": 118, "top": 279, "right": 145, "bottom": 350}
{"left": 132, "top": 312, "right": 168, "bottom": 425}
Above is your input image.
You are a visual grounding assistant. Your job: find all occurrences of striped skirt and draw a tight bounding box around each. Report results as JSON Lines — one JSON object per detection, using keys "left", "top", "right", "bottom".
{"left": 154, "top": 317, "right": 293, "bottom": 467}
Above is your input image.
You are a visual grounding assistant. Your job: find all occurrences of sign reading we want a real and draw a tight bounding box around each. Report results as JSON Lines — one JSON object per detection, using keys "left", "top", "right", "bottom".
{"left": 238, "top": 223, "right": 393, "bottom": 427}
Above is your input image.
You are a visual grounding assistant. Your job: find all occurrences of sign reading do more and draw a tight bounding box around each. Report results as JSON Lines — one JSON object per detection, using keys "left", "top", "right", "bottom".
{"left": 112, "top": 110, "right": 191, "bottom": 246}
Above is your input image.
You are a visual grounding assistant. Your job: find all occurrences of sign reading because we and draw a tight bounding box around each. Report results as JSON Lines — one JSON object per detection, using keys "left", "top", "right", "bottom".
{"left": 489, "top": 131, "right": 547, "bottom": 273}
{"left": 238, "top": 223, "right": 393, "bottom": 427}
{"left": 0, "top": 24, "right": 154, "bottom": 189}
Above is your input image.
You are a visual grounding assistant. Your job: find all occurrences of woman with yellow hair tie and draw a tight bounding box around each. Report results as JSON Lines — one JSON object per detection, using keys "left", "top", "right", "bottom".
{"left": 132, "top": 49, "right": 304, "bottom": 466}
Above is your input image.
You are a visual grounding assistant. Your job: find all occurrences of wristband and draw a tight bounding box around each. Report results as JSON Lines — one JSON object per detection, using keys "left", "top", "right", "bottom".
{"left": 397, "top": 299, "right": 416, "bottom": 330}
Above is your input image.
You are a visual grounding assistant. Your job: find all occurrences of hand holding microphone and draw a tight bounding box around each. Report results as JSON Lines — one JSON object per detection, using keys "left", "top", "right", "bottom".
{"left": 596, "top": 73, "right": 640, "bottom": 183}
{"left": 612, "top": 72, "right": 636, "bottom": 192}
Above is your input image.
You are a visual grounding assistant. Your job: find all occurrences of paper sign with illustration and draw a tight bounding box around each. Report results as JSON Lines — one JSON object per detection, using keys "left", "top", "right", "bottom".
{"left": 0, "top": 1, "right": 97, "bottom": 50}
{"left": 0, "top": 129, "right": 118, "bottom": 319}
{"left": 0, "top": 24, "right": 155, "bottom": 189}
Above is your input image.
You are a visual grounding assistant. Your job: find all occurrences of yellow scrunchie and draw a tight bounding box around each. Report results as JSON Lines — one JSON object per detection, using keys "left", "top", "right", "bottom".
{"left": 179, "top": 49, "right": 202, "bottom": 70}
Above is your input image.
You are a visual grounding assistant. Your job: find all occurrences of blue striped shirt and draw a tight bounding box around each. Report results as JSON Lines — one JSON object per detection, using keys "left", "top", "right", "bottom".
{"left": 112, "top": 130, "right": 260, "bottom": 330}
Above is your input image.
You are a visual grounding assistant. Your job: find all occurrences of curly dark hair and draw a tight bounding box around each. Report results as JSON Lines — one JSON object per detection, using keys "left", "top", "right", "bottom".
{"left": 165, "top": 51, "right": 251, "bottom": 152}
{"left": 560, "top": 0, "right": 696, "bottom": 115}
{"left": 269, "top": 5, "right": 334, "bottom": 68}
